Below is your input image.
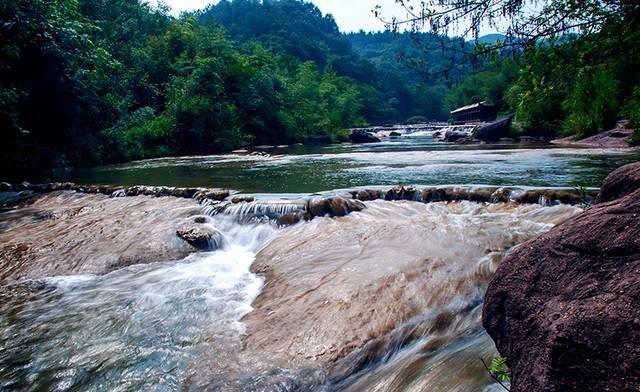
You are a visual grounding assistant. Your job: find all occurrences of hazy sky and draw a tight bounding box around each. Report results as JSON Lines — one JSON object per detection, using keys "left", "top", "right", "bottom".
{"left": 151, "top": 0, "right": 416, "bottom": 32}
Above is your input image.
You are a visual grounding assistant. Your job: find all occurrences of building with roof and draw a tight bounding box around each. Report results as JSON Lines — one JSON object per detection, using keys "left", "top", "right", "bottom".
{"left": 450, "top": 101, "right": 498, "bottom": 124}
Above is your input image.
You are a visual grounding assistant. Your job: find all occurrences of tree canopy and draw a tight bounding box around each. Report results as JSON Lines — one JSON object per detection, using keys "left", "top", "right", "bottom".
{"left": 2, "top": 0, "right": 639, "bottom": 180}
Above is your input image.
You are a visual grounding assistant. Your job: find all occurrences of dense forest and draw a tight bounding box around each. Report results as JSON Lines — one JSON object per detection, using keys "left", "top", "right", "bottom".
{"left": 1, "top": 0, "right": 639, "bottom": 181}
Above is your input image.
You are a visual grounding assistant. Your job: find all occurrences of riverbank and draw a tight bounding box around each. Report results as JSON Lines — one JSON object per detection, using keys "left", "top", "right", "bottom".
{"left": 551, "top": 120, "right": 637, "bottom": 148}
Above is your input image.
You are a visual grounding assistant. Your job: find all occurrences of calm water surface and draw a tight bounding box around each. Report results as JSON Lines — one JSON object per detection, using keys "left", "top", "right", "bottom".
{"left": 67, "top": 138, "right": 640, "bottom": 193}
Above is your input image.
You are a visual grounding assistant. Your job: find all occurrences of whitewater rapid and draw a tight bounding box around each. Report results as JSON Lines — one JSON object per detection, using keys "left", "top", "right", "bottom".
{"left": 0, "top": 215, "right": 277, "bottom": 391}
{"left": 0, "top": 198, "right": 582, "bottom": 391}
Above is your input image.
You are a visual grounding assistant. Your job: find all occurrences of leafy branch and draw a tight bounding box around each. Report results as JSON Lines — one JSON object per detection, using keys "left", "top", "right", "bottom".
{"left": 481, "top": 356, "right": 512, "bottom": 391}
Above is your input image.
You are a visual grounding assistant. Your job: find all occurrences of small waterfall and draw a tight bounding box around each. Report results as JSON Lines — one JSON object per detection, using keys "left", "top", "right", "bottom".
{"left": 203, "top": 199, "right": 307, "bottom": 223}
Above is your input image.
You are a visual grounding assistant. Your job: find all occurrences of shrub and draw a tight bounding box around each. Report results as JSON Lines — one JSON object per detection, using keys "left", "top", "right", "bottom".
{"left": 631, "top": 129, "right": 640, "bottom": 146}
{"left": 565, "top": 68, "right": 619, "bottom": 137}
{"left": 114, "top": 107, "right": 174, "bottom": 161}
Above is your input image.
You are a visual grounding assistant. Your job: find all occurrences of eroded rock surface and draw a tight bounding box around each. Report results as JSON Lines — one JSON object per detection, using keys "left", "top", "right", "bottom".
{"left": 0, "top": 191, "right": 202, "bottom": 283}
{"left": 241, "top": 201, "right": 581, "bottom": 388}
{"left": 483, "top": 162, "right": 640, "bottom": 391}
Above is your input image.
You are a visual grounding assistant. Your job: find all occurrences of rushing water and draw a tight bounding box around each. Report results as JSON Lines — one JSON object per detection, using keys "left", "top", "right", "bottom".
{"left": 65, "top": 138, "right": 640, "bottom": 193}
{"left": 2, "top": 137, "right": 639, "bottom": 391}
{"left": 0, "top": 216, "right": 277, "bottom": 391}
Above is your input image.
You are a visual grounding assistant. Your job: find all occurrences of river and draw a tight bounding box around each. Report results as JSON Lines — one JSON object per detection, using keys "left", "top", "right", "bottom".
{"left": 1, "top": 136, "right": 638, "bottom": 391}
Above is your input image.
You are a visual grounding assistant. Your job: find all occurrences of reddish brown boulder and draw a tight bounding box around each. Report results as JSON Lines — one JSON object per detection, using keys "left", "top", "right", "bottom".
{"left": 597, "top": 161, "right": 640, "bottom": 203}
{"left": 483, "top": 162, "right": 640, "bottom": 391}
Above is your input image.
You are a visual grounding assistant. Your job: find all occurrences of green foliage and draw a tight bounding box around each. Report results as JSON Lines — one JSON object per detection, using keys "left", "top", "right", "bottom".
{"left": 3, "top": 0, "right": 462, "bottom": 179}
{"left": 564, "top": 67, "right": 619, "bottom": 137}
{"left": 625, "top": 87, "right": 640, "bottom": 145}
{"left": 632, "top": 129, "right": 640, "bottom": 146}
{"left": 3, "top": 0, "right": 639, "bottom": 179}
{"left": 115, "top": 109, "right": 173, "bottom": 161}
{"left": 487, "top": 356, "right": 512, "bottom": 383}
{"left": 444, "top": 67, "right": 516, "bottom": 112}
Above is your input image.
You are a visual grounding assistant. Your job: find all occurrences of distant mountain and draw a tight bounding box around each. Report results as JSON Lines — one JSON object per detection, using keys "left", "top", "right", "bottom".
{"left": 346, "top": 31, "right": 477, "bottom": 86}
{"left": 474, "top": 34, "right": 507, "bottom": 45}
{"left": 197, "top": 1, "right": 507, "bottom": 122}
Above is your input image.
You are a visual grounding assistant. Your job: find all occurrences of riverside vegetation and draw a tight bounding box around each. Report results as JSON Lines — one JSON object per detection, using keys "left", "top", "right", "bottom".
{"left": 3, "top": 0, "right": 640, "bottom": 182}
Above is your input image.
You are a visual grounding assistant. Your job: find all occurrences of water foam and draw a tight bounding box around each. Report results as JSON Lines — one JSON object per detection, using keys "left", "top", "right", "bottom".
{"left": 0, "top": 216, "right": 278, "bottom": 391}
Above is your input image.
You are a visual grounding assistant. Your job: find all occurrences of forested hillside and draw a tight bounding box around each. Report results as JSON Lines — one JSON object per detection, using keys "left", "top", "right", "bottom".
{"left": 3, "top": 0, "right": 639, "bottom": 181}
{"left": 0, "top": 0, "right": 463, "bottom": 180}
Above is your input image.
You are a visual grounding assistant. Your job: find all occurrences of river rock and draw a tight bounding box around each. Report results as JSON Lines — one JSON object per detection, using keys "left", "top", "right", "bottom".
{"left": 176, "top": 225, "right": 223, "bottom": 250}
{"left": 454, "top": 136, "right": 482, "bottom": 145}
{"left": 350, "top": 130, "right": 381, "bottom": 143}
{"left": 307, "top": 197, "right": 331, "bottom": 217}
{"left": 232, "top": 195, "right": 256, "bottom": 204}
{"left": 483, "top": 162, "right": 640, "bottom": 392}
{"left": 193, "top": 216, "right": 209, "bottom": 224}
{"left": 0, "top": 182, "right": 12, "bottom": 192}
{"left": 276, "top": 211, "right": 309, "bottom": 227}
{"left": 328, "top": 197, "right": 365, "bottom": 217}
{"left": 306, "top": 197, "right": 366, "bottom": 218}
{"left": 242, "top": 201, "right": 581, "bottom": 389}
{"left": 444, "top": 130, "right": 469, "bottom": 142}
{"left": 193, "top": 189, "right": 230, "bottom": 201}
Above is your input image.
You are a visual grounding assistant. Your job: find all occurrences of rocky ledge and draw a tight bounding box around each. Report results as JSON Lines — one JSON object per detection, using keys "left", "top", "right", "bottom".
{"left": 0, "top": 192, "right": 204, "bottom": 284}
{"left": 483, "top": 162, "right": 640, "bottom": 391}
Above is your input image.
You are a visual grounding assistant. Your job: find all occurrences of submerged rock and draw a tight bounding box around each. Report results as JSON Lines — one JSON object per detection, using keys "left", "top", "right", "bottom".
{"left": 483, "top": 162, "right": 640, "bottom": 392}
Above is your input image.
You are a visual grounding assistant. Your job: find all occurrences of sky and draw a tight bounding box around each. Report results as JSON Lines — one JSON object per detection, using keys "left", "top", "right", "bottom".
{"left": 151, "top": 0, "right": 417, "bottom": 32}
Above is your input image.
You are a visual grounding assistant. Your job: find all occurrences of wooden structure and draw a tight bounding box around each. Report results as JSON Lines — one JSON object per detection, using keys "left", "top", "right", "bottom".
{"left": 450, "top": 101, "right": 498, "bottom": 124}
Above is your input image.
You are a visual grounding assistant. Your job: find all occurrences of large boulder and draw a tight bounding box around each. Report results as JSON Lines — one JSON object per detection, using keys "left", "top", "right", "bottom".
{"left": 350, "top": 130, "right": 381, "bottom": 143}
{"left": 483, "top": 162, "right": 640, "bottom": 391}
{"left": 597, "top": 162, "right": 640, "bottom": 203}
